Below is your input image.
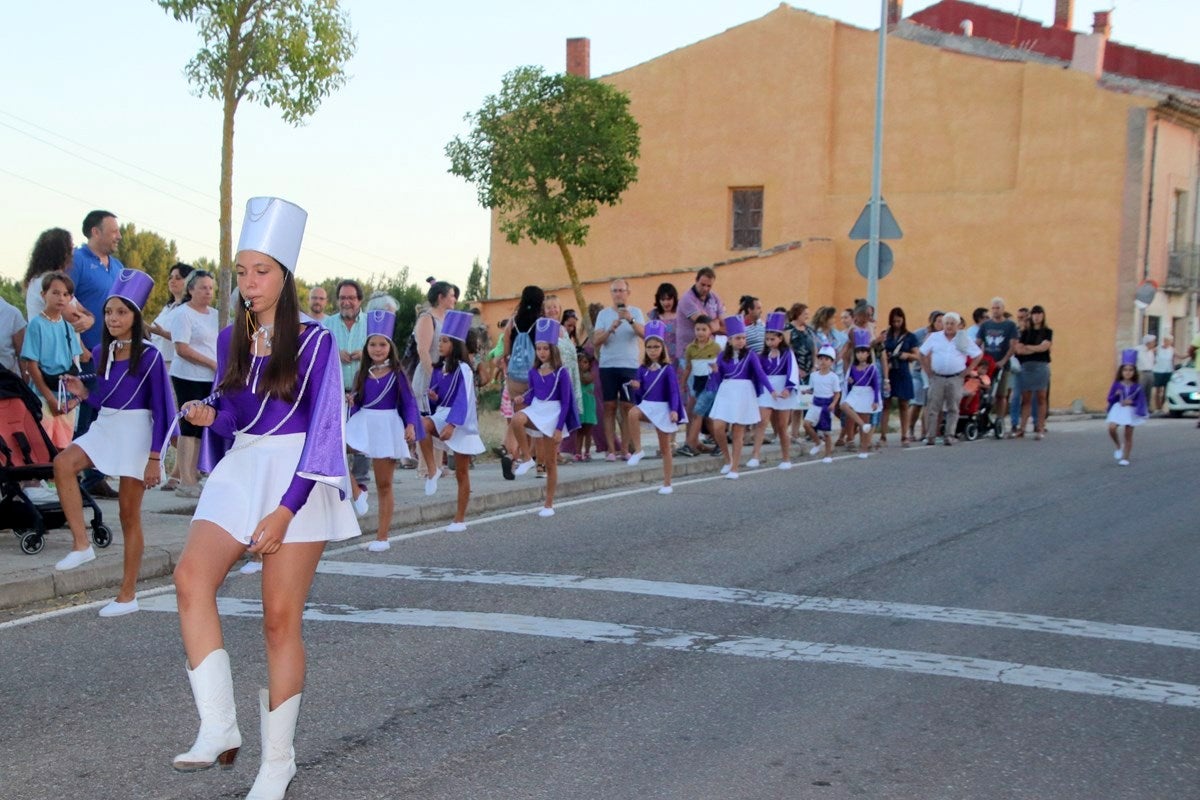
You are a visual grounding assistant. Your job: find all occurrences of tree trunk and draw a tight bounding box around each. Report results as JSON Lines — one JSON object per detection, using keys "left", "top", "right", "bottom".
{"left": 555, "top": 234, "right": 590, "bottom": 338}
{"left": 218, "top": 91, "right": 236, "bottom": 328}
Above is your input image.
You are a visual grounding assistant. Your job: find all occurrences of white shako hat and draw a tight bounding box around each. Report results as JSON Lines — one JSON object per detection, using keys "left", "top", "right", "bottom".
{"left": 236, "top": 197, "right": 307, "bottom": 272}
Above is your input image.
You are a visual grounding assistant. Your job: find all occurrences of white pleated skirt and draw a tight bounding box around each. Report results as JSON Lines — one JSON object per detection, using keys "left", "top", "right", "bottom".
{"left": 431, "top": 407, "right": 486, "bottom": 455}
{"left": 709, "top": 380, "right": 761, "bottom": 425}
{"left": 524, "top": 398, "right": 564, "bottom": 438}
{"left": 637, "top": 400, "right": 680, "bottom": 433}
{"left": 845, "top": 385, "right": 877, "bottom": 414}
{"left": 1105, "top": 405, "right": 1145, "bottom": 427}
{"left": 75, "top": 408, "right": 152, "bottom": 480}
{"left": 758, "top": 375, "right": 798, "bottom": 411}
{"left": 195, "top": 432, "right": 360, "bottom": 545}
{"left": 346, "top": 408, "right": 411, "bottom": 460}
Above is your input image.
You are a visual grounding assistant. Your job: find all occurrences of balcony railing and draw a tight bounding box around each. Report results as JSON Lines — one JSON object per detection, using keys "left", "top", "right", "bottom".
{"left": 1166, "top": 245, "right": 1200, "bottom": 292}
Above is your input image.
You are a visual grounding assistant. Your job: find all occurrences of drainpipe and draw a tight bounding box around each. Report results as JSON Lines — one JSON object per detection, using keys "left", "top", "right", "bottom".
{"left": 1142, "top": 117, "right": 1159, "bottom": 282}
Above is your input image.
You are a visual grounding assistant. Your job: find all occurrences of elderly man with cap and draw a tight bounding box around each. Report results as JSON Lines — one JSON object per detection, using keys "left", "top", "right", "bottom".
{"left": 172, "top": 197, "right": 359, "bottom": 800}
{"left": 51, "top": 269, "right": 175, "bottom": 620}
{"left": 918, "top": 311, "right": 982, "bottom": 445}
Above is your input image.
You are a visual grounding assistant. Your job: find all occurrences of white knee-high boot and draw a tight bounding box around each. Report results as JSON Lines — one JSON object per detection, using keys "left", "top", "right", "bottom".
{"left": 245, "top": 689, "right": 301, "bottom": 800}
{"left": 173, "top": 648, "right": 241, "bottom": 771}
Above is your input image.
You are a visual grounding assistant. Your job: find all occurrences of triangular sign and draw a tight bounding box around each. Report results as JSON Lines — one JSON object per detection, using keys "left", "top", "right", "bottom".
{"left": 849, "top": 199, "right": 903, "bottom": 240}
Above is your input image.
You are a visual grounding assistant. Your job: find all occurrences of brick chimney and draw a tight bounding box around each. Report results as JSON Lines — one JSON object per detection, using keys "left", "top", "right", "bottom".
{"left": 1092, "top": 10, "right": 1111, "bottom": 38}
{"left": 887, "top": 0, "right": 903, "bottom": 28}
{"left": 1070, "top": 29, "right": 1107, "bottom": 79}
{"left": 1053, "top": 0, "right": 1074, "bottom": 30}
{"left": 566, "top": 37, "right": 590, "bottom": 78}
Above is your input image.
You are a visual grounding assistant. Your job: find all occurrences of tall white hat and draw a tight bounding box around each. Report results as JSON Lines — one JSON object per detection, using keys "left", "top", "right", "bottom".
{"left": 236, "top": 197, "right": 307, "bottom": 272}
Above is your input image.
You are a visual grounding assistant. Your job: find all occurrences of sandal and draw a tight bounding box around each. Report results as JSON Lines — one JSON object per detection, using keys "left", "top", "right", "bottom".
{"left": 901, "top": 437, "right": 910, "bottom": 447}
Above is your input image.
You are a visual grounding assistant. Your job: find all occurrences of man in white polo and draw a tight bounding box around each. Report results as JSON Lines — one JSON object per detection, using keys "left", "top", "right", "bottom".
{"left": 919, "top": 311, "right": 982, "bottom": 446}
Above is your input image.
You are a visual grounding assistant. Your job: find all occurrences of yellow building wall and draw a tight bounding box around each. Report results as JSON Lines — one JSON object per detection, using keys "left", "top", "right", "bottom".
{"left": 484, "top": 5, "right": 1156, "bottom": 408}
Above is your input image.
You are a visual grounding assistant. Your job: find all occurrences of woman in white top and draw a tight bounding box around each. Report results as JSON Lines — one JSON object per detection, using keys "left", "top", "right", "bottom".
{"left": 169, "top": 270, "right": 219, "bottom": 497}
{"left": 1152, "top": 334, "right": 1176, "bottom": 412}
{"left": 146, "top": 263, "right": 192, "bottom": 489}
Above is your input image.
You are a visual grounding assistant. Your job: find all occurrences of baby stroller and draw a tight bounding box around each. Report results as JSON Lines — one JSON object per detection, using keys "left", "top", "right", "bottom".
{"left": 956, "top": 354, "right": 1001, "bottom": 440}
{"left": 0, "top": 367, "right": 110, "bottom": 555}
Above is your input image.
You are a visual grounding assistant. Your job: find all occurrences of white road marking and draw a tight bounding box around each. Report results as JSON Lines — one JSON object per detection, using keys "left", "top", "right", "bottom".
{"left": 0, "top": 583, "right": 178, "bottom": 631}
{"left": 313, "top": 562, "right": 1200, "bottom": 651}
{"left": 137, "top": 594, "right": 1200, "bottom": 709}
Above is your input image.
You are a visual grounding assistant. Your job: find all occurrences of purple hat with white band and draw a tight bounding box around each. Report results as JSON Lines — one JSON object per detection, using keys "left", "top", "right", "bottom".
{"left": 724, "top": 315, "right": 746, "bottom": 337}
{"left": 106, "top": 269, "right": 154, "bottom": 311}
{"left": 1121, "top": 348, "right": 1137, "bottom": 366}
{"left": 366, "top": 310, "right": 395, "bottom": 340}
{"left": 534, "top": 317, "right": 561, "bottom": 345}
{"left": 765, "top": 311, "right": 787, "bottom": 333}
{"left": 441, "top": 309, "right": 471, "bottom": 342}
{"left": 852, "top": 328, "right": 872, "bottom": 349}
{"left": 643, "top": 320, "right": 667, "bottom": 342}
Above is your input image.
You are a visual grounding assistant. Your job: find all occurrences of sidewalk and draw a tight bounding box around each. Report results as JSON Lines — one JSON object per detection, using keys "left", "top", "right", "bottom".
{"left": 0, "top": 444, "right": 741, "bottom": 611}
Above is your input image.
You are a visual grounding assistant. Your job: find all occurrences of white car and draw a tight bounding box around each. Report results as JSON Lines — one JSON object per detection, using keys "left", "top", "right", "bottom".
{"left": 1166, "top": 365, "right": 1200, "bottom": 417}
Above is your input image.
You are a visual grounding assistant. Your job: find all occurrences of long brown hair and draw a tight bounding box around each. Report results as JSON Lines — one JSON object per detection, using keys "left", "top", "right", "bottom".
{"left": 98, "top": 298, "right": 148, "bottom": 375}
{"left": 217, "top": 266, "right": 303, "bottom": 401}
{"left": 352, "top": 336, "right": 402, "bottom": 402}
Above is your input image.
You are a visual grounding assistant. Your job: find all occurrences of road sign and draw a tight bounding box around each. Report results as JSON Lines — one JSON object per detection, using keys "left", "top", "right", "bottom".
{"left": 855, "top": 242, "right": 894, "bottom": 280}
{"left": 849, "top": 199, "right": 903, "bottom": 240}
{"left": 1134, "top": 280, "right": 1157, "bottom": 309}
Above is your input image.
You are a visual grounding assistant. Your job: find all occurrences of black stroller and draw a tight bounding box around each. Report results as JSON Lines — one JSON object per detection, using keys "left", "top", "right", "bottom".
{"left": 0, "top": 367, "right": 110, "bottom": 555}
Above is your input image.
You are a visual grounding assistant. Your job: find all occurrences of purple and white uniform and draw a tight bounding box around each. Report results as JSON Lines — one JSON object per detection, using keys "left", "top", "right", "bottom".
{"left": 632, "top": 364, "right": 686, "bottom": 433}
{"left": 758, "top": 348, "right": 800, "bottom": 411}
{"left": 521, "top": 366, "right": 579, "bottom": 438}
{"left": 708, "top": 349, "right": 771, "bottom": 425}
{"left": 429, "top": 361, "right": 486, "bottom": 455}
{"left": 844, "top": 362, "right": 882, "bottom": 414}
{"left": 1105, "top": 380, "right": 1148, "bottom": 427}
{"left": 197, "top": 322, "right": 359, "bottom": 545}
{"left": 74, "top": 341, "right": 174, "bottom": 479}
{"left": 346, "top": 366, "right": 424, "bottom": 460}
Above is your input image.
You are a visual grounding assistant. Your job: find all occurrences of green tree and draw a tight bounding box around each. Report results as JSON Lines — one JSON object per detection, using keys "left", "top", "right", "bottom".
{"left": 372, "top": 268, "right": 426, "bottom": 345}
{"left": 156, "top": 0, "right": 357, "bottom": 325}
{"left": 0, "top": 277, "right": 25, "bottom": 312}
{"left": 464, "top": 257, "right": 487, "bottom": 302}
{"left": 117, "top": 223, "right": 180, "bottom": 322}
{"left": 446, "top": 65, "right": 640, "bottom": 331}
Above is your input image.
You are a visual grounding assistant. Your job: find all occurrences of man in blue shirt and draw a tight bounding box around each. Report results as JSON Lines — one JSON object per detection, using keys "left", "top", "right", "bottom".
{"left": 67, "top": 210, "right": 124, "bottom": 497}
{"left": 323, "top": 279, "right": 369, "bottom": 488}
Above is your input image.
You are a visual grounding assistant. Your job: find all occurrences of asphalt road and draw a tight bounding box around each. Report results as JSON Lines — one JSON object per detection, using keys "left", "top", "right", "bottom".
{"left": 1, "top": 417, "right": 1197, "bottom": 800}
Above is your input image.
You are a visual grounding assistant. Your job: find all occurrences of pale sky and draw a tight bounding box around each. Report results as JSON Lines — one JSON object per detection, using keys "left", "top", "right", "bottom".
{"left": 3, "top": 1, "right": 1195, "bottom": 292}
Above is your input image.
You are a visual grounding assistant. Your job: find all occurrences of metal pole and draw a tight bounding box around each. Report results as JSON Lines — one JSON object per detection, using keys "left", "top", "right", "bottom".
{"left": 866, "top": 0, "right": 888, "bottom": 313}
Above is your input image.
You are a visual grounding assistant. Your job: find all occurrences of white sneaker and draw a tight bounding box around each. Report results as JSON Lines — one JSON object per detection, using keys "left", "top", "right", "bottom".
{"left": 808, "top": 444, "right": 822, "bottom": 456}
{"left": 54, "top": 547, "right": 96, "bottom": 571}
{"left": 1113, "top": 449, "right": 1123, "bottom": 461}
{"left": 424, "top": 474, "right": 439, "bottom": 496}
{"left": 719, "top": 463, "right": 732, "bottom": 475}
{"left": 514, "top": 459, "right": 537, "bottom": 477}
{"left": 746, "top": 458, "right": 760, "bottom": 468}
{"left": 239, "top": 560, "right": 262, "bottom": 575}
{"left": 658, "top": 485, "right": 673, "bottom": 495}
{"left": 626, "top": 451, "right": 645, "bottom": 466}
{"left": 352, "top": 492, "right": 369, "bottom": 517}
{"left": 777, "top": 461, "right": 792, "bottom": 470}
{"left": 538, "top": 507, "right": 555, "bottom": 517}
{"left": 725, "top": 471, "right": 739, "bottom": 480}
{"left": 822, "top": 457, "right": 833, "bottom": 464}
{"left": 366, "top": 540, "right": 391, "bottom": 552}
{"left": 445, "top": 522, "right": 468, "bottom": 532}
{"left": 857, "top": 452, "right": 869, "bottom": 459}
{"left": 98, "top": 598, "right": 138, "bottom": 617}
{"left": 862, "top": 423, "right": 873, "bottom": 434}
{"left": 1118, "top": 459, "right": 1130, "bottom": 466}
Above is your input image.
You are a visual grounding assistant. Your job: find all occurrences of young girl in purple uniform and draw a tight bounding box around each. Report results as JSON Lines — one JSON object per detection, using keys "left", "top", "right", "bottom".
{"left": 842, "top": 328, "right": 883, "bottom": 458}
{"left": 172, "top": 198, "right": 359, "bottom": 800}
{"left": 626, "top": 320, "right": 686, "bottom": 494}
{"left": 346, "top": 309, "right": 423, "bottom": 551}
{"left": 708, "top": 315, "right": 774, "bottom": 480}
{"left": 510, "top": 318, "right": 579, "bottom": 516}
{"left": 749, "top": 311, "right": 798, "bottom": 470}
{"left": 54, "top": 270, "right": 174, "bottom": 619}
{"left": 417, "top": 309, "right": 485, "bottom": 530}
{"left": 1106, "top": 349, "right": 1148, "bottom": 467}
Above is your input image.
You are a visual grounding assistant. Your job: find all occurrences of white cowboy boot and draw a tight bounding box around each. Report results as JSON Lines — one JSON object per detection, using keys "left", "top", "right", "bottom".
{"left": 173, "top": 649, "right": 241, "bottom": 771}
{"left": 245, "top": 689, "right": 301, "bottom": 800}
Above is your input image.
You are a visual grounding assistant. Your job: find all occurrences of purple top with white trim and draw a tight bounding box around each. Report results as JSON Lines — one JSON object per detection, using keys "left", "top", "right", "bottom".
{"left": 429, "top": 361, "right": 478, "bottom": 433}
{"left": 760, "top": 348, "right": 799, "bottom": 392}
{"left": 201, "top": 322, "right": 349, "bottom": 514}
{"left": 1106, "top": 380, "right": 1149, "bottom": 418}
{"left": 349, "top": 368, "right": 424, "bottom": 439}
{"left": 632, "top": 364, "right": 686, "bottom": 421}
{"left": 706, "top": 348, "right": 771, "bottom": 396}
{"left": 522, "top": 366, "right": 580, "bottom": 433}
{"left": 85, "top": 341, "right": 174, "bottom": 454}
{"left": 846, "top": 363, "right": 882, "bottom": 404}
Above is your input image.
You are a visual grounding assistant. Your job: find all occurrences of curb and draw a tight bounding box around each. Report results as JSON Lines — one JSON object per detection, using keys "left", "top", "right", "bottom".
{"left": 0, "top": 453, "right": 728, "bottom": 612}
